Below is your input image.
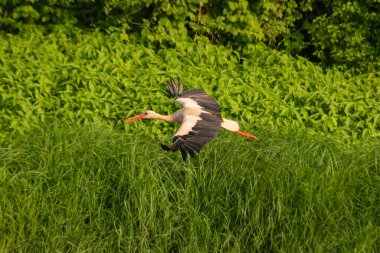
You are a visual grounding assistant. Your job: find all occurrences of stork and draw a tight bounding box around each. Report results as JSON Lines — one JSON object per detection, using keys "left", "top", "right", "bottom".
{"left": 124, "top": 78, "right": 258, "bottom": 161}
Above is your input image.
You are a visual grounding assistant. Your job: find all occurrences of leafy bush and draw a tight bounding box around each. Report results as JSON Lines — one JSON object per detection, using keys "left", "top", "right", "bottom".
{"left": 0, "top": 27, "right": 379, "bottom": 144}
{"left": 303, "top": 0, "right": 380, "bottom": 71}
{"left": 1, "top": 0, "right": 379, "bottom": 71}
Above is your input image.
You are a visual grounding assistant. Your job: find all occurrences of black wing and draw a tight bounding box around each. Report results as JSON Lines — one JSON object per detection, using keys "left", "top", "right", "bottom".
{"left": 161, "top": 112, "right": 222, "bottom": 161}
{"left": 167, "top": 78, "right": 220, "bottom": 114}
{"left": 167, "top": 78, "right": 183, "bottom": 98}
{"left": 177, "top": 89, "right": 221, "bottom": 114}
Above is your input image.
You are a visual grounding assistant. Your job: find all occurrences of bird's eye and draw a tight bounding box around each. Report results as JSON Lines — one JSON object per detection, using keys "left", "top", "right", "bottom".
{"left": 144, "top": 112, "right": 148, "bottom": 115}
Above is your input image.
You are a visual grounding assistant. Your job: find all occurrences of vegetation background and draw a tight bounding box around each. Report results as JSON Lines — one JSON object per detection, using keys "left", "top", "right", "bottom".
{"left": 1, "top": 0, "right": 379, "bottom": 251}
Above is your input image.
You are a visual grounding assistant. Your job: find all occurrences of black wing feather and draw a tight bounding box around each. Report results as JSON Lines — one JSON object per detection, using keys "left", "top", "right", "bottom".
{"left": 177, "top": 89, "right": 221, "bottom": 114}
{"left": 167, "top": 78, "right": 183, "bottom": 98}
{"left": 161, "top": 113, "right": 222, "bottom": 161}
{"left": 166, "top": 79, "right": 220, "bottom": 114}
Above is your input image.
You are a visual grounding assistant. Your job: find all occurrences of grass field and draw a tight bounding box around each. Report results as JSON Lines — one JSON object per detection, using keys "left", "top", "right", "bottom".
{"left": 1, "top": 122, "right": 378, "bottom": 252}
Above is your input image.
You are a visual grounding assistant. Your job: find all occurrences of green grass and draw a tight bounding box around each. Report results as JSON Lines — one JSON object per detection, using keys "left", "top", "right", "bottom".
{"left": 0, "top": 26, "right": 379, "bottom": 252}
{"left": 1, "top": 122, "right": 378, "bottom": 252}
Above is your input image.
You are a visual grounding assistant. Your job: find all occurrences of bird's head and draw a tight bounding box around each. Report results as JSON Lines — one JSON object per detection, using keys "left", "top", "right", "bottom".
{"left": 124, "top": 110, "right": 159, "bottom": 123}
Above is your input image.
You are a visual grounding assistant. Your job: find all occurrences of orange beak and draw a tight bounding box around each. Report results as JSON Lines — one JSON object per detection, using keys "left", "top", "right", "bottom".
{"left": 124, "top": 114, "right": 145, "bottom": 123}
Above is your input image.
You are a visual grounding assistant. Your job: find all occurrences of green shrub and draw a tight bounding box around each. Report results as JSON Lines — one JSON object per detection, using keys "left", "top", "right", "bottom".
{"left": 302, "top": 0, "right": 380, "bottom": 71}
{"left": 0, "top": 27, "right": 379, "bottom": 143}
{"left": 1, "top": 0, "right": 378, "bottom": 71}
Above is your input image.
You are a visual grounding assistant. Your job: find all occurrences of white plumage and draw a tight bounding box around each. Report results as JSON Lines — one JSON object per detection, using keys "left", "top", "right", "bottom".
{"left": 175, "top": 97, "right": 204, "bottom": 109}
{"left": 175, "top": 115, "right": 201, "bottom": 136}
{"left": 221, "top": 119, "right": 240, "bottom": 132}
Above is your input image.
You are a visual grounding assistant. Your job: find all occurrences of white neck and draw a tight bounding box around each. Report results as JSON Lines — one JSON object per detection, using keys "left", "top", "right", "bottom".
{"left": 149, "top": 112, "right": 174, "bottom": 122}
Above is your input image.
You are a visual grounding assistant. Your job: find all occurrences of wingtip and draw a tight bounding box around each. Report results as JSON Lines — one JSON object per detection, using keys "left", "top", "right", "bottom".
{"left": 167, "top": 78, "right": 177, "bottom": 98}
{"left": 180, "top": 148, "right": 187, "bottom": 161}
{"left": 166, "top": 77, "right": 183, "bottom": 98}
{"left": 161, "top": 144, "right": 171, "bottom": 151}
{"left": 178, "top": 79, "right": 183, "bottom": 94}
{"left": 171, "top": 78, "right": 178, "bottom": 96}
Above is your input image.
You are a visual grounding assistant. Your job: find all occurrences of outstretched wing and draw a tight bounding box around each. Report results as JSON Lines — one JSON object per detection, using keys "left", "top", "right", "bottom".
{"left": 166, "top": 78, "right": 221, "bottom": 114}
{"left": 175, "top": 89, "right": 221, "bottom": 114}
{"left": 163, "top": 78, "right": 222, "bottom": 160}
{"left": 161, "top": 112, "right": 222, "bottom": 161}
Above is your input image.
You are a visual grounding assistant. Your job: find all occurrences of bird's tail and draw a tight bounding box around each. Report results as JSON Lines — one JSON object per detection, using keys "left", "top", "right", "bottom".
{"left": 235, "top": 130, "right": 259, "bottom": 140}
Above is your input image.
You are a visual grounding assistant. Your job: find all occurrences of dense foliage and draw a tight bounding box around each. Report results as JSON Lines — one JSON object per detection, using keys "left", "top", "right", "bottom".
{"left": 1, "top": 0, "right": 379, "bottom": 71}
{"left": 1, "top": 27, "right": 379, "bottom": 144}
{"left": 1, "top": 2, "right": 379, "bottom": 251}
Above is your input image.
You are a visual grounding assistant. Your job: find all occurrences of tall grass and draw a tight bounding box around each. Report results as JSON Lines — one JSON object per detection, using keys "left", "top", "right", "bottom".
{"left": 0, "top": 122, "right": 379, "bottom": 252}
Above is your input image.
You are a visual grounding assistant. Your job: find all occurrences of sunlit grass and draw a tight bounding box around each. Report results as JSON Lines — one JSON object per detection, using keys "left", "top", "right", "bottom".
{"left": 0, "top": 122, "right": 379, "bottom": 251}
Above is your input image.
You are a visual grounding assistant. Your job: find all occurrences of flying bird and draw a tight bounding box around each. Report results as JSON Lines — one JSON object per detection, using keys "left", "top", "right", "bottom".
{"left": 124, "top": 78, "right": 258, "bottom": 161}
